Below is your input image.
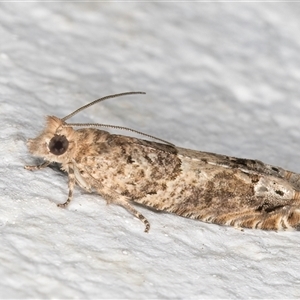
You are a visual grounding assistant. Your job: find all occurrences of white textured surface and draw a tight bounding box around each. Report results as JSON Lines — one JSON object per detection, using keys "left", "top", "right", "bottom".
{"left": 1, "top": 3, "right": 300, "bottom": 299}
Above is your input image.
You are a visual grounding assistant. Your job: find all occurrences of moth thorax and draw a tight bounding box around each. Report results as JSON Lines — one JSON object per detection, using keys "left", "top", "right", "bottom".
{"left": 49, "top": 134, "right": 69, "bottom": 155}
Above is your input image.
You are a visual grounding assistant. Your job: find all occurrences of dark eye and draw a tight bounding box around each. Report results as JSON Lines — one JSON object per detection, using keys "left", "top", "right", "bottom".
{"left": 49, "top": 134, "right": 69, "bottom": 155}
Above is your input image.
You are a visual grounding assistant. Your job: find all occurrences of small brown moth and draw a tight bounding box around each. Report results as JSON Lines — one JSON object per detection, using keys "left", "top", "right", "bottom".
{"left": 25, "top": 92, "right": 300, "bottom": 232}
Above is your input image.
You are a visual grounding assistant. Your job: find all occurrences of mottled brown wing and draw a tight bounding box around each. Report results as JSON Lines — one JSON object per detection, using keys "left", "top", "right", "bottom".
{"left": 78, "top": 133, "right": 300, "bottom": 230}
{"left": 177, "top": 147, "right": 300, "bottom": 191}
{"left": 80, "top": 134, "right": 183, "bottom": 200}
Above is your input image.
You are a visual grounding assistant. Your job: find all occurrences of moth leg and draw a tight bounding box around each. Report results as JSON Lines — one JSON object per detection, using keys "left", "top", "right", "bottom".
{"left": 24, "top": 161, "right": 51, "bottom": 171}
{"left": 106, "top": 195, "right": 150, "bottom": 233}
{"left": 120, "top": 200, "right": 150, "bottom": 233}
{"left": 57, "top": 164, "right": 75, "bottom": 208}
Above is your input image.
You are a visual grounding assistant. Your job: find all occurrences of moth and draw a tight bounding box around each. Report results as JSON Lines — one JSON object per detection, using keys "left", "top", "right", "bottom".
{"left": 25, "top": 92, "right": 300, "bottom": 232}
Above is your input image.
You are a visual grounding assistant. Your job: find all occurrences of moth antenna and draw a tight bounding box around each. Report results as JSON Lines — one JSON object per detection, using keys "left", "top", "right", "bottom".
{"left": 62, "top": 91, "right": 146, "bottom": 122}
{"left": 63, "top": 123, "right": 174, "bottom": 146}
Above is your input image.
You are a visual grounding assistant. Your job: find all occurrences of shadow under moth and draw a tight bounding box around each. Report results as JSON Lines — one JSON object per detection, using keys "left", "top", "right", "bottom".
{"left": 25, "top": 92, "right": 300, "bottom": 232}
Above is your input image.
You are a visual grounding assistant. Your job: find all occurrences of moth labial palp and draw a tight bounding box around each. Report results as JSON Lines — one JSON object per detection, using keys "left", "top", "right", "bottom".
{"left": 25, "top": 92, "right": 300, "bottom": 232}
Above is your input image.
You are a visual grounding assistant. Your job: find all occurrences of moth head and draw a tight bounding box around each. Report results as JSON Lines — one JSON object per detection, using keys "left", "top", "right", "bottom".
{"left": 27, "top": 116, "right": 77, "bottom": 163}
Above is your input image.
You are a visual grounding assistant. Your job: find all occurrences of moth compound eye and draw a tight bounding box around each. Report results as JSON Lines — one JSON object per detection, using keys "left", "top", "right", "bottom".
{"left": 49, "top": 134, "right": 69, "bottom": 155}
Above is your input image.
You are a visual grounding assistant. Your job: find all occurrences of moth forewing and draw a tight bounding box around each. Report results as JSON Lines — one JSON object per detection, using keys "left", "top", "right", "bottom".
{"left": 25, "top": 92, "right": 300, "bottom": 232}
